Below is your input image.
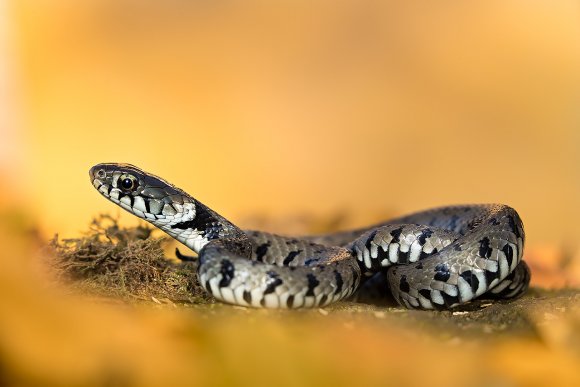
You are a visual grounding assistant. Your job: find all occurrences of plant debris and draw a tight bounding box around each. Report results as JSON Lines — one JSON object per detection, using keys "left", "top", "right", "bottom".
{"left": 49, "top": 214, "right": 212, "bottom": 305}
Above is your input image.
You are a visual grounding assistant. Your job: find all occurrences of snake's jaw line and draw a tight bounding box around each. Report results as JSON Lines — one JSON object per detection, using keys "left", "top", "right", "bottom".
{"left": 89, "top": 163, "right": 530, "bottom": 310}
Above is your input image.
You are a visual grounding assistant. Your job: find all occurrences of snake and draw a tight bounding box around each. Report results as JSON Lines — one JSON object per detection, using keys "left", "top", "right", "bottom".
{"left": 89, "top": 163, "right": 530, "bottom": 309}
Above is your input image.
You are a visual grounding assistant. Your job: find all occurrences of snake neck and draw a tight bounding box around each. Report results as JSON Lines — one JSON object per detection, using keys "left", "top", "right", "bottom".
{"left": 161, "top": 197, "right": 251, "bottom": 255}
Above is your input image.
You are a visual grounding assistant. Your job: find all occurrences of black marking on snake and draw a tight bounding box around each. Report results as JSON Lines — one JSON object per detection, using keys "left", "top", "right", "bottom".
{"left": 389, "top": 227, "right": 404, "bottom": 243}
{"left": 489, "top": 217, "right": 500, "bottom": 226}
{"left": 398, "top": 249, "right": 410, "bottom": 264}
{"left": 502, "top": 244, "right": 514, "bottom": 269}
{"left": 419, "top": 248, "right": 437, "bottom": 260}
{"left": 484, "top": 269, "right": 498, "bottom": 286}
{"left": 204, "top": 279, "right": 212, "bottom": 292}
{"left": 415, "top": 262, "right": 424, "bottom": 269}
{"left": 334, "top": 270, "right": 343, "bottom": 294}
{"left": 460, "top": 270, "right": 479, "bottom": 293}
{"left": 263, "top": 271, "right": 283, "bottom": 295}
{"left": 243, "top": 290, "right": 252, "bottom": 304}
{"left": 479, "top": 237, "right": 493, "bottom": 258}
{"left": 218, "top": 259, "right": 235, "bottom": 288}
{"left": 286, "top": 295, "right": 295, "bottom": 308}
{"left": 319, "top": 294, "right": 328, "bottom": 306}
{"left": 118, "top": 193, "right": 135, "bottom": 208}
{"left": 454, "top": 244, "right": 463, "bottom": 251}
{"left": 305, "top": 274, "right": 320, "bottom": 297}
{"left": 434, "top": 263, "right": 451, "bottom": 282}
{"left": 283, "top": 250, "right": 302, "bottom": 265}
{"left": 304, "top": 258, "right": 320, "bottom": 266}
{"left": 417, "top": 229, "right": 434, "bottom": 245}
{"left": 441, "top": 290, "right": 460, "bottom": 307}
{"left": 172, "top": 219, "right": 200, "bottom": 230}
{"left": 255, "top": 242, "right": 271, "bottom": 262}
{"left": 365, "top": 230, "right": 378, "bottom": 251}
{"left": 399, "top": 275, "right": 410, "bottom": 293}
{"left": 419, "top": 289, "right": 431, "bottom": 300}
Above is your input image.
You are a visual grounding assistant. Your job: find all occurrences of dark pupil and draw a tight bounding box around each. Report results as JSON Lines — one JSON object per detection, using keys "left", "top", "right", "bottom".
{"left": 121, "top": 178, "right": 134, "bottom": 190}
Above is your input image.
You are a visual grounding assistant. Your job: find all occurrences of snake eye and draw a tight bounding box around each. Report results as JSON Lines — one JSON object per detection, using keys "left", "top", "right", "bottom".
{"left": 119, "top": 175, "right": 137, "bottom": 192}
{"left": 97, "top": 169, "right": 106, "bottom": 179}
{"left": 121, "top": 178, "right": 133, "bottom": 190}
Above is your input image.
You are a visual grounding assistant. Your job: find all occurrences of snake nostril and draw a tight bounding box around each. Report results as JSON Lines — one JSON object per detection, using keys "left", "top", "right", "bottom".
{"left": 90, "top": 165, "right": 107, "bottom": 180}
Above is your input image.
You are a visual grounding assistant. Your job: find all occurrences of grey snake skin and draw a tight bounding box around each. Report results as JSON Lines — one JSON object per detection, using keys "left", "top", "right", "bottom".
{"left": 89, "top": 163, "right": 530, "bottom": 309}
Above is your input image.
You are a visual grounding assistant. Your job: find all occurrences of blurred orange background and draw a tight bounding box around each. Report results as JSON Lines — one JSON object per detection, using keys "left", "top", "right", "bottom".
{"left": 1, "top": 1, "right": 579, "bottom": 254}
{"left": 1, "top": 3, "right": 580, "bottom": 385}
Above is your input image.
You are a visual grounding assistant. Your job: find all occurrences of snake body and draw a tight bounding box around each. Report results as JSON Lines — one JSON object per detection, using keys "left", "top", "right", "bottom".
{"left": 89, "top": 163, "right": 530, "bottom": 309}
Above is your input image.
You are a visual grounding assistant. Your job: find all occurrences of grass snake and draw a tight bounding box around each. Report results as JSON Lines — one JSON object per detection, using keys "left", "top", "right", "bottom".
{"left": 89, "top": 163, "right": 530, "bottom": 309}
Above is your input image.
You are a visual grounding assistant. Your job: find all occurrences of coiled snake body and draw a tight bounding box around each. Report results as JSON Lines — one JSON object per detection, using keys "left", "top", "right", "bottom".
{"left": 90, "top": 163, "right": 530, "bottom": 309}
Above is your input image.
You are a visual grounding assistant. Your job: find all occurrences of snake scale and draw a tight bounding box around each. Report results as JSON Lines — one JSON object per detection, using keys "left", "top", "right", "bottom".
{"left": 90, "top": 163, "right": 530, "bottom": 309}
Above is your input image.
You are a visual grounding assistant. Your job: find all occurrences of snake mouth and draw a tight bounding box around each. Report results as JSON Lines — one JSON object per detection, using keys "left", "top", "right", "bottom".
{"left": 93, "top": 178, "right": 109, "bottom": 197}
{"left": 89, "top": 167, "right": 110, "bottom": 197}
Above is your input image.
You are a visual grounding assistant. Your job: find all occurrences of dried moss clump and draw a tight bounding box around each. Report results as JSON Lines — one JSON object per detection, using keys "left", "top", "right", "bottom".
{"left": 50, "top": 214, "right": 212, "bottom": 305}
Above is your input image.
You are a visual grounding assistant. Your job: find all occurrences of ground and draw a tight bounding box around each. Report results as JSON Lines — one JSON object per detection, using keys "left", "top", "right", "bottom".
{"left": 0, "top": 214, "right": 578, "bottom": 386}
{"left": 49, "top": 215, "right": 579, "bottom": 339}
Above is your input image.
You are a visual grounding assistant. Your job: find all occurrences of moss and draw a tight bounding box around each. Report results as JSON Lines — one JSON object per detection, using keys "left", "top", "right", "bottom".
{"left": 49, "top": 214, "right": 212, "bottom": 305}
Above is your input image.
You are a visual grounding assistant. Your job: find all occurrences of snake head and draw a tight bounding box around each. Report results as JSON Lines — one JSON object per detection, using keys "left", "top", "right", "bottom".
{"left": 89, "top": 163, "right": 194, "bottom": 220}
{"left": 89, "top": 162, "right": 228, "bottom": 252}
